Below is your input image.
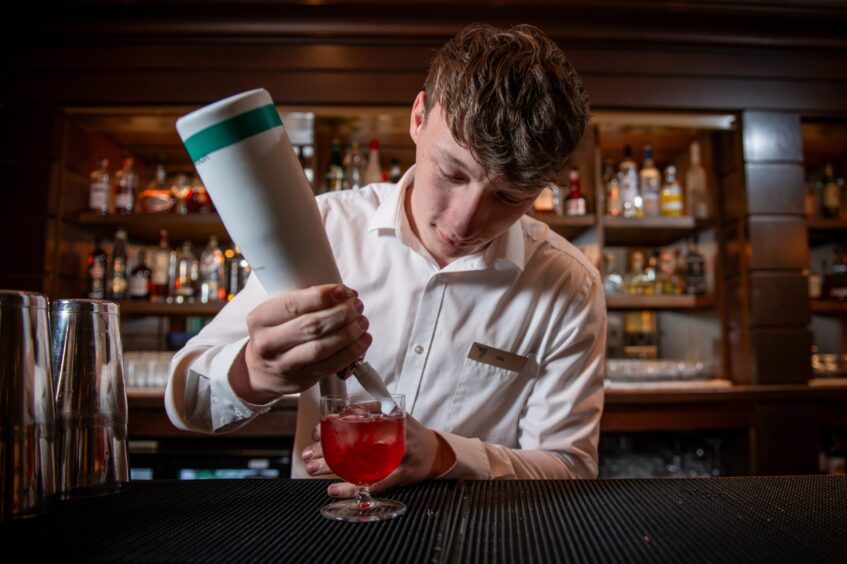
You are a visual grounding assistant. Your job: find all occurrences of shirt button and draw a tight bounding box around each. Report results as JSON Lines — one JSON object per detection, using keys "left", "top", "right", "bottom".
{"left": 414, "top": 345, "right": 424, "bottom": 354}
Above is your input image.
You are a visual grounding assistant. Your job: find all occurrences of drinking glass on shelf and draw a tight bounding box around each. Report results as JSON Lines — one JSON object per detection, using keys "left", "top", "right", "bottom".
{"left": 319, "top": 393, "right": 406, "bottom": 522}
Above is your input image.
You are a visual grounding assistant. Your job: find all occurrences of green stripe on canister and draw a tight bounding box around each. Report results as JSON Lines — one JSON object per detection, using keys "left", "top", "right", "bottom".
{"left": 183, "top": 104, "right": 283, "bottom": 162}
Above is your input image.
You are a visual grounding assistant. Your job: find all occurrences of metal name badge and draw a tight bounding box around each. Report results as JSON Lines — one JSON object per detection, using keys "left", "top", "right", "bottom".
{"left": 467, "top": 342, "right": 529, "bottom": 373}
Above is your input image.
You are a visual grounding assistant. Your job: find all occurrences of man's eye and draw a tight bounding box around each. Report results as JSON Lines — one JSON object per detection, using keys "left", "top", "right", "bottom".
{"left": 498, "top": 192, "right": 524, "bottom": 205}
{"left": 439, "top": 169, "right": 466, "bottom": 184}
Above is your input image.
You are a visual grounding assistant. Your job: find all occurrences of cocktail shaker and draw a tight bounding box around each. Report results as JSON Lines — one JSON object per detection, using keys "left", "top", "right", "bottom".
{"left": 0, "top": 290, "right": 56, "bottom": 520}
{"left": 51, "top": 299, "right": 128, "bottom": 498}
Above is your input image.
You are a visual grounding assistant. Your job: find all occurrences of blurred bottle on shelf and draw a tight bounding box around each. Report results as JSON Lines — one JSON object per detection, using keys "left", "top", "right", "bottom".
{"left": 344, "top": 142, "right": 365, "bottom": 190}
{"left": 173, "top": 241, "right": 199, "bottom": 303}
{"left": 107, "top": 228, "right": 129, "bottom": 300}
{"left": 298, "top": 145, "right": 315, "bottom": 187}
{"left": 821, "top": 163, "right": 840, "bottom": 219}
{"left": 619, "top": 145, "right": 641, "bottom": 218}
{"left": 603, "top": 158, "right": 623, "bottom": 217}
{"left": 808, "top": 262, "right": 824, "bottom": 299}
{"left": 684, "top": 236, "right": 707, "bottom": 296}
{"left": 113, "top": 157, "right": 137, "bottom": 215}
{"left": 564, "top": 168, "right": 588, "bottom": 216}
{"left": 89, "top": 158, "right": 111, "bottom": 215}
{"left": 603, "top": 252, "right": 625, "bottom": 296}
{"left": 225, "top": 246, "right": 251, "bottom": 301}
{"left": 362, "top": 139, "right": 383, "bottom": 185}
{"left": 805, "top": 181, "right": 817, "bottom": 219}
{"left": 171, "top": 173, "right": 191, "bottom": 215}
{"left": 87, "top": 236, "right": 108, "bottom": 299}
{"left": 150, "top": 229, "right": 173, "bottom": 303}
{"left": 326, "top": 138, "right": 346, "bottom": 191}
{"left": 187, "top": 175, "right": 213, "bottom": 213}
{"left": 658, "top": 250, "right": 683, "bottom": 295}
{"left": 623, "top": 311, "right": 658, "bottom": 359}
{"left": 389, "top": 159, "right": 403, "bottom": 183}
{"left": 625, "top": 251, "right": 653, "bottom": 295}
{"left": 825, "top": 246, "right": 847, "bottom": 300}
{"left": 128, "top": 250, "right": 152, "bottom": 301}
{"left": 138, "top": 157, "right": 175, "bottom": 214}
{"left": 659, "top": 165, "right": 683, "bottom": 217}
{"left": 639, "top": 144, "right": 660, "bottom": 217}
{"left": 686, "top": 141, "right": 709, "bottom": 219}
{"left": 199, "top": 235, "right": 225, "bottom": 303}
{"left": 533, "top": 184, "right": 556, "bottom": 213}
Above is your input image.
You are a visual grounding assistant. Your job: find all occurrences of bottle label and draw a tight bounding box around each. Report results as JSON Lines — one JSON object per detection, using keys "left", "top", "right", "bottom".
{"left": 115, "top": 193, "right": 132, "bottom": 210}
{"left": 129, "top": 276, "right": 149, "bottom": 297}
{"left": 152, "top": 254, "right": 170, "bottom": 285}
{"left": 565, "top": 198, "right": 587, "bottom": 216}
{"left": 89, "top": 182, "right": 109, "bottom": 210}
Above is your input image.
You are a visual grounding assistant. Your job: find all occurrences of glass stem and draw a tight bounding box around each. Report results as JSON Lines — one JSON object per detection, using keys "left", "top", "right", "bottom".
{"left": 356, "top": 485, "right": 375, "bottom": 511}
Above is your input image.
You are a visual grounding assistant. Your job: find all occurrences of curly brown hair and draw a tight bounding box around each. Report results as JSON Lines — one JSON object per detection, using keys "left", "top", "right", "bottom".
{"left": 423, "top": 23, "right": 590, "bottom": 191}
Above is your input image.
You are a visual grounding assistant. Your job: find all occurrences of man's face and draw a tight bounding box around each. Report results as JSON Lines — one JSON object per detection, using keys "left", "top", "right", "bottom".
{"left": 406, "top": 92, "right": 542, "bottom": 267}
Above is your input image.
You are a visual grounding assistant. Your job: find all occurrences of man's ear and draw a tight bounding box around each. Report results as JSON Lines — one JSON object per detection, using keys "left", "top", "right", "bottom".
{"left": 409, "top": 91, "right": 426, "bottom": 144}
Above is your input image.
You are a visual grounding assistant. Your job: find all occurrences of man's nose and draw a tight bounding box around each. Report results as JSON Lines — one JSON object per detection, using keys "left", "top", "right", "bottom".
{"left": 449, "top": 187, "right": 485, "bottom": 239}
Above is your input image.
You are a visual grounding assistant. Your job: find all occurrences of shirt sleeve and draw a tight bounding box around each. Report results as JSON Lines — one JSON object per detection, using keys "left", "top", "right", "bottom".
{"left": 165, "top": 273, "right": 277, "bottom": 434}
{"left": 436, "top": 266, "right": 606, "bottom": 480}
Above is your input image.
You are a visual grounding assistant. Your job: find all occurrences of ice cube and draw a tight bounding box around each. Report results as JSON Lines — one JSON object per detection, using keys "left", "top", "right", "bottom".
{"left": 339, "top": 404, "right": 371, "bottom": 421}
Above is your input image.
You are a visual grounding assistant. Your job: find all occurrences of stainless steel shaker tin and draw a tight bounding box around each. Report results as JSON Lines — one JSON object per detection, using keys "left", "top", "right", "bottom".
{"left": 51, "top": 298, "right": 129, "bottom": 498}
{"left": 0, "top": 290, "right": 57, "bottom": 520}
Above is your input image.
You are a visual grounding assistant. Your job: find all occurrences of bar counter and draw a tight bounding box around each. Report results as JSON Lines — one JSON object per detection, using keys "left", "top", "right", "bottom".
{"left": 1, "top": 476, "right": 844, "bottom": 562}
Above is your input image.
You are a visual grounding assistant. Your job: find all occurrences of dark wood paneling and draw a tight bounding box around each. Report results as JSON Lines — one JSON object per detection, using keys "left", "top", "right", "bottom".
{"left": 0, "top": 105, "right": 62, "bottom": 160}
{"left": 0, "top": 275, "right": 49, "bottom": 294}
{"left": 722, "top": 169, "right": 747, "bottom": 223}
{"left": 753, "top": 403, "right": 819, "bottom": 475}
{"left": 742, "top": 111, "right": 803, "bottom": 163}
{"left": 0, "top": 161, "right": 57, "bottom": 216}
{"left": 1, "top": 216, "right": 50, "bottom": 276}
{"left": 748, "top": 272, "right": 811, "bottom": 327}
{"left": 748, "top": 328, "right": 812, "bottom": 385}
{"left": 745, "top": 163, "right": 805, "bottom": 215}
{"left": 747, "top": 216, "right": 809, "bottom": 270}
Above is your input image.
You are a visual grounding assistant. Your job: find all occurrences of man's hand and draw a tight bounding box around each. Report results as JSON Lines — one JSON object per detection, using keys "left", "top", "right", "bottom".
{"left": 229, "top": 284, "right": 371, "bottom": 404}
{"left": 302, "top": 413, "right": 444, "bottom": 498}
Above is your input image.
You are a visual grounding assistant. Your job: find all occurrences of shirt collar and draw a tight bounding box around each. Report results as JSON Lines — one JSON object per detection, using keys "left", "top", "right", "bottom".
{"left": 367, "top": 164, "right": 525, "bottom": 273}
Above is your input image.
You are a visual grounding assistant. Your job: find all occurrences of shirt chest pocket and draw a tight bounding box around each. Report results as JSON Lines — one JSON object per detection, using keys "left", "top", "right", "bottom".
{"left": 445, "top": 355, "right": 534, "bottom": 443}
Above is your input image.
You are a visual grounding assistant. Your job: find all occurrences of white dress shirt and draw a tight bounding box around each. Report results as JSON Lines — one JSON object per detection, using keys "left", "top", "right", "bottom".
{"left": 165, "top": 165, "right": 606, "bottom": 480}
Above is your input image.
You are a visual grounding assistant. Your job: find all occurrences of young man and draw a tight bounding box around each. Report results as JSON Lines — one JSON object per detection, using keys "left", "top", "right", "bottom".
{"left": 166, "top": 23, "right": 605, "bottom": 496}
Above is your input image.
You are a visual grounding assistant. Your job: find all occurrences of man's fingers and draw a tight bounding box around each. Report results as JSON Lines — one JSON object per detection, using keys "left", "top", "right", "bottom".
{"left": 281, "top": 329, "right": 372, "bottom": 377}
{"left": 327, "top": 482, "right": 357, "bottom": 499}
{"left": 247, "top": 284, "right": 357, "bottom": 328}
{"left": 370, "top": 468, "right": 406, "bottom": 495}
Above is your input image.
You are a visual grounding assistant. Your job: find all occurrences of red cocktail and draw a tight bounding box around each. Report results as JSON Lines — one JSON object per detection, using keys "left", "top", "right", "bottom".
{"left": 319, "top": 393, "right": 406, "bottom": 522}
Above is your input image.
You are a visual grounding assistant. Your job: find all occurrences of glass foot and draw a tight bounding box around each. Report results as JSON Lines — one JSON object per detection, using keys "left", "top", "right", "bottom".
{"left": 320, "top": 497, "right": 406, "bottom": 522}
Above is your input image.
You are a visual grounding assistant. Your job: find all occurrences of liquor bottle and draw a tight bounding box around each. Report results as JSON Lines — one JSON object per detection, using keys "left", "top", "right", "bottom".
{"left": 128, "top": 250, "right": 152, "bottom": 300}
{"left": 107, "top": 228, "right": 129, "bottom": 300}
{"left": 170, "top": 173, "right": 191, "bottom": 215}
{"left": 138, "top": 157, "right": 175, "bottom": 214}
{"left": 821, "top": 163, "right": 840, "bottom": 219}
{"left": 87, "top": 236, "right": 108, "bottom": 299}
{"left": 659, "top": 250, "right": 683, "bottom": 295}
{"left": 564, "top": 168, "right": 588, "bottom": 216}
{"left": 299, "top": 145, "right": 315, "bottom": 187}
{"left": 150, "top": 229, "right": 173, "bottom": 303}
{"left": 625, "top": 251, "right": 652, "bottom": 295}
{"left": 826, "top": 247, "right": 847, "bottom": 300}
{"left": 684, "top": 236, "right": 707, "bottom": 296}
{"left": 326, "top": 138, "right": 346, "bottom": 191}
{"left": 804, "top": 181, "right": 817, "bottom": 219}
{"left": 173, "top": 241, "right": 199, "bottom": 303}
{"left": 603, "top": 158, "right": 623, "bottom": 217}
{"left": 534, "top": 185, "right": 555, "bottom": 213}
{"left": 199, "top": 235, "right": 225, "bottom": 303}
{"left": 389, "top": 158, "right": 403, "bottom": 183}
{"left": 619, "top": 145, "right": 640, "bottom": 218}
{"left": 362, "top": 139, "right": 383, "bottom": 185}
{"left": 645, "top": 251, "right": 660, "bottom": 295}
{"left": 639, "top": 144, "right": 660, "bottom": 217}
{"left": 344, "top": 142, "right": 365, "bottom": 190}
{"left": 623, "top": 310, "right": 658, "bottom": 359}
{"left": 225, "top": 245, "right": 251, "bottom": 301}
{"left": 113, "top": 158, "right": 137, "bottom": 215}
{"left": 660, "top": 165, "right": 684, "bottom": 217}
{"left": 603, "top": 252, "right": 625, "bottom": 296}
{"left": 686, "top": 141, "right": 709, "bottom": 219}
{"left": 89, "top": 158, "right": 111, "bottom": 215}
{"left": 187, "top": 175, "right": 212, "bottom": 213}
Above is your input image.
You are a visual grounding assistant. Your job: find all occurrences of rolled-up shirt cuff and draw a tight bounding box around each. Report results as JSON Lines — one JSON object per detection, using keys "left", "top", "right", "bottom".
{"left": 208, "top": 336, "right": 274, "bottom": 431}
{"left": 434, "top": 430, "right": 491, "bottom": 480}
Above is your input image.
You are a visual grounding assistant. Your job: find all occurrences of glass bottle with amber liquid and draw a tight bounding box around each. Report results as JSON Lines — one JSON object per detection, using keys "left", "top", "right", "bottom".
{"left": 821, "top": 163, "right": 840, "bottom": 219}
{"left": 89, "top": 158, "right": 110, "bottom": 215}
{"left": 87, "top": 236, "right": 108, "bottom": 299}
{"left": 138, "top": 157, "right": 174, "bottom": 214}
{"left": 107, "top": 228, "right": 129, "bottom": 300}
{"left": 660, "top": 165, "right": 684, "bottom": 217}
{"left": 150, "top": 229, "right": 173, "bottom": 303}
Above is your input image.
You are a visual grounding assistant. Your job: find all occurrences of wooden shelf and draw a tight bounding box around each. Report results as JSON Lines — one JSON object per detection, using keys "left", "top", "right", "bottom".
{"left": 807, "top": 218, "right": 847, "bottom": 246}
{"left": 78, "top": 212, "right": 229, "bottom": 245}
{"left": 118, "top": 301, "right": 224, "bottom": 316}
{"left": 531, "top": 213, "right": 595, "bottom": 240}
{"left": 811, "top": 299, "right": 847, "bottom": 314}
{"left": 606, "top": 295, "right": 716, "bottom": 309}
{"left": 604, "top": 216, "right": 712, "bottom": 246}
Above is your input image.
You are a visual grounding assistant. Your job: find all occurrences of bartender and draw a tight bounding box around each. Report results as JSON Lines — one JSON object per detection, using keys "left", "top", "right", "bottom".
{"left": 166, "top": 22, "right": 605, "bottom": 499}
